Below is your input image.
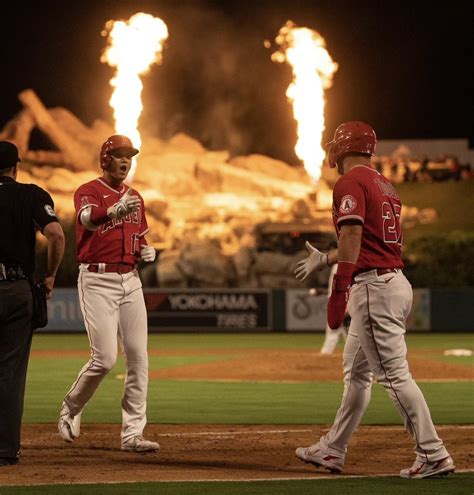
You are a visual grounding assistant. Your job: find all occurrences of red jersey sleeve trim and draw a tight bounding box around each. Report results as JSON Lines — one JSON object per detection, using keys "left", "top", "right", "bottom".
{"left": 138, "top": 228, "right": 149, "bottom": 238}
{"left": 337, "top": 214, "right": 364, "bottom": 225}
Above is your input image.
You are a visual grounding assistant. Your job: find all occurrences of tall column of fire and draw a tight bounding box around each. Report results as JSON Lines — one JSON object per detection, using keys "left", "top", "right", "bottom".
{"left": 271, "top": 21, "right": 338, "bottom": 183}
{"left": 101, "top": 12, "right": 168, "bottom": 182}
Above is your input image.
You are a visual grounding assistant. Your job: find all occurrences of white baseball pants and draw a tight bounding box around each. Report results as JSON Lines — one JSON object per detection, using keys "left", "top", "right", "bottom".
{"left": 64, "top": 267, "right": 149, "bottom": 442}
{"left": 318, "top": 269, "right": 449, "bottom": 463}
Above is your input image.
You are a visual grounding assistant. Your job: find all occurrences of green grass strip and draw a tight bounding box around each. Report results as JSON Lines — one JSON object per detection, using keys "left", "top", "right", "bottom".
{"left": 31, "top": 332, "right": 474, "bottom": 352}
{"left": 1, "top": 474, "right": 473, "bottom": 495}
{"left": 24, "top": 332, "right": 473, "bottom": 424}
{"left": 24, "top": 375, "right": 473, "bottom": 424}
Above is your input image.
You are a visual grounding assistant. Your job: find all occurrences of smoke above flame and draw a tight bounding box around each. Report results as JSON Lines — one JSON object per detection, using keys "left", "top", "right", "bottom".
{"left": 271, "top": 21, "right": 338, "bottom": 183}
{"left": 101, "top": 13, "right": 169, "bottom": 182}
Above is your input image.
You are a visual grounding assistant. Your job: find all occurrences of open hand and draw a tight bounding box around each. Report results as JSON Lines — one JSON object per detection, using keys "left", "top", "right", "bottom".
{"left": 294, "top": 241, "right": 328, "bottom": 282}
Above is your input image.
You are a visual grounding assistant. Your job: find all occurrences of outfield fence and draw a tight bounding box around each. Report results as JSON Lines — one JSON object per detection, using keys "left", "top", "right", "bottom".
{"left": 40, "top": 287, "right": 474, "bottom": 333}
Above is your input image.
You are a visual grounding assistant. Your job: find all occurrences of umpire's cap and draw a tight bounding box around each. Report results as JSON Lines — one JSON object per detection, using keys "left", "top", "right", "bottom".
{"left": 0, "top": 141, "right": 21, "bottom": 169}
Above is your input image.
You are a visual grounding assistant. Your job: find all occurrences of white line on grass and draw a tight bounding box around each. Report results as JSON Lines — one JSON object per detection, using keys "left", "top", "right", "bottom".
{"left": 158, "top": 429, "right": 314, "bottom": 437}
{"left": 159, "top": 377, "right": 473, "bottom": 384}
{"left": 8, "top": 469, "right": 474, "bottom": 486}
{"left": 158, "top": 425, "right": 474, "bottom": 437}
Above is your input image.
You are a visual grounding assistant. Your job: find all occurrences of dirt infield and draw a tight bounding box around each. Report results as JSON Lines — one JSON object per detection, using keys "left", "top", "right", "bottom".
{"left": 30, "top": 348, "right": 471, "bottom": 382}
{"left": 0, "top": 424, "right": 471, "bottom": 485}
{"left": 6, "top": 347, "right": 470, "bottom": 485}
{"left": 147, "top": 348, "right": 473, "bottom": 382}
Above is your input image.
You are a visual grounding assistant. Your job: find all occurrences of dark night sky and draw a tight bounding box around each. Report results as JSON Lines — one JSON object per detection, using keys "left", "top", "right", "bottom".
{"left": 1, "top": 0, "right": 473, "bottom": 165}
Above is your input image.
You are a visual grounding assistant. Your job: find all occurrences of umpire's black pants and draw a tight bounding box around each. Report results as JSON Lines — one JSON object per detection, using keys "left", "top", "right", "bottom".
{"left": 0, "top": 280, "right": 33, "bottom": 460}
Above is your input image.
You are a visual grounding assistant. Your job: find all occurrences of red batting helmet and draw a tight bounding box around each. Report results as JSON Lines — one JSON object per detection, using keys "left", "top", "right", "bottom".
{"left": 100, "top": 135, "right": 139, "bottom": 170}
{"left": 326, "top": 121, "right": 376, "bottom": 168}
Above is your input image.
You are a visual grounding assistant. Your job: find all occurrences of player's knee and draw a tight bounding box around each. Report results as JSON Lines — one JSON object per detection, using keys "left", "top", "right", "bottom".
{"left": 124, "top": 348, "right": 148, "bottom": 364}
{"left": 374, "top": 363, "right": 410, "bottom": 388}
{"left": 95, "top": 354, "right": 117, "bottom": 373}
{"left": 379, "top": 373, "right": 411, "bottom": 389}
{"left": 343, "top": 369, "right": 372, "bottom": 388}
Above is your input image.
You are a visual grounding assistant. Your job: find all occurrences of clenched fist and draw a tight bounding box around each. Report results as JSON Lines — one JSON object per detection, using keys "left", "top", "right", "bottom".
{"left": 294, "top": 241, "right": 329, "bottom": 282}
{"left": 107, "top": 189, "right": 141, "bottom": 221}
{"left": 140, "top": 245, "right": 156, "bottom": 263}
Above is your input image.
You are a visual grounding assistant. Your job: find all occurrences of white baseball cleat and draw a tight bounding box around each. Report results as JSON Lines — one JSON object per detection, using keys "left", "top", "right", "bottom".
{"left": 400, "top": 455, "right": 455, "bottom": 479}
{"left": 58, "top": 402, "right": 81, "bottom": 443}
{"left": 121, "top": 435, "right": 160, "bottom": 453}
{"left": 295, "top": 445, "right": 344, "bottom": 474}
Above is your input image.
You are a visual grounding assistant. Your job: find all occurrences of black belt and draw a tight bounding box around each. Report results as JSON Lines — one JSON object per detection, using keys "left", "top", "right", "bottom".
{"left": 0, "top": 263, "right": 29, "bottom": 282}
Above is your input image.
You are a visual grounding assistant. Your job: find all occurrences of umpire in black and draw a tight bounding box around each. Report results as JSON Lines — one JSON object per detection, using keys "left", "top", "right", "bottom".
{"left": 0, "top": 141, "right": 65, "bottom": 466}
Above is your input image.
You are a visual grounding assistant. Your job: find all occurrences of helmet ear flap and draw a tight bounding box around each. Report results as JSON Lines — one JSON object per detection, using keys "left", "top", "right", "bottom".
{"left": 326, "top": 140, "right": 338, "bottom": 168}
{"left": 100, "top": 154, "right": 111, "bottom": 170}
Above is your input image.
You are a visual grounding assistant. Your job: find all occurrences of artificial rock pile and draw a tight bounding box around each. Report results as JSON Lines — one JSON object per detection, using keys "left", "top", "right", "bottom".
{"left": 1, "top": 89, "right": 437, "bottom": 288}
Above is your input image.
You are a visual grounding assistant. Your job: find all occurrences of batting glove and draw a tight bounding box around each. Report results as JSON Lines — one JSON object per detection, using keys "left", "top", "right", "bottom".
{"left": 107, "top": 189, "right": 141, "bottom": 221}
{"left": 294, "top": 241, "right": 329, "bottom": 282}
{"left": 140, "top": 245, "right": 156, "bottom": 263}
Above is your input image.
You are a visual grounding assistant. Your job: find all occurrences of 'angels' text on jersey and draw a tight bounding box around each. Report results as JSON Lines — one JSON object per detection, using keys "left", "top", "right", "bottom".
{"left": 74, "top": 178, "right": 149, "bottom": 265}
{"left": 101, "top": 211, "right": 140, "bottom": 234}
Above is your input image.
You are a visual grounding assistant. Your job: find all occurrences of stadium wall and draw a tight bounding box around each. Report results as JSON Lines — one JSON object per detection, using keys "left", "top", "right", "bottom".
{"left": 40, "top": 288, "right": 472, "bottom": 333}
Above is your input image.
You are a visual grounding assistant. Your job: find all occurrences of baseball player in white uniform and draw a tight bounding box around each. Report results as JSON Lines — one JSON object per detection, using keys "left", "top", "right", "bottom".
{"left": 58, "top": 135, "right": 159, "bottom": 452}
{"left": 294, "top": 122, "right": 454, "bottom": 478}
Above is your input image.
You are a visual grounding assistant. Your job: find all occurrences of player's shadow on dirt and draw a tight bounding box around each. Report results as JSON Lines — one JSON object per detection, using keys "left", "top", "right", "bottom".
{"left": 114, "top": 455, "right": 312, "bottom": 474}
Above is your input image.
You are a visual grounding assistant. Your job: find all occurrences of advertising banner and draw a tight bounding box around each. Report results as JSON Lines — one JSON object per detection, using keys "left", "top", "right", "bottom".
{"left": 286, "top": 289, "right": 327, "bottom": 331}
{"left": 145, "top": 289, "right": 272, "bottom": 331}
{"left": 39, "top": 289, "right": 84, "bottom": 332}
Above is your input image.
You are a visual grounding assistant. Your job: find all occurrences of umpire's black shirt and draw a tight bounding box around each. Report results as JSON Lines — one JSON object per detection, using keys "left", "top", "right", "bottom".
{"left": 0, "top": 175, "right": 59, "bottom": 275}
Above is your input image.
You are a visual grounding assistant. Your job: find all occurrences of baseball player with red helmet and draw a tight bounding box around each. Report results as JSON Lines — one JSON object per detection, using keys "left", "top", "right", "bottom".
{"left": 295, "top": 122, "right": 455, "bottom": 478}
{"left": 58, "top": 135, "right": 159, "bottom": 452}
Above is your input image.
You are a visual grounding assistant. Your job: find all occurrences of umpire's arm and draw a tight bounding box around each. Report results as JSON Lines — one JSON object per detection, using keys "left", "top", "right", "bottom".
{"left": 42, "top": 222, "right": 65, "bottom": 298}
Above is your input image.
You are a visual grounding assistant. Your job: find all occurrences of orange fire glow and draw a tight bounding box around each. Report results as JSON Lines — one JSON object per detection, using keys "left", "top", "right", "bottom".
{"left": 101, "top": 12, "right": 168, "bottom": 182}
{"left": 272, "top": 21, "right": 338, "bottom": 183}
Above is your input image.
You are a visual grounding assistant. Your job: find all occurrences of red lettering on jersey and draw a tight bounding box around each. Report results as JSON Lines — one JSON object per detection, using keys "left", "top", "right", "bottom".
{"left": 100, "top": 212, "right": 139, "bottom": 233}
{"left": 101, "top": 219, "right": 115, "bottom": 233}
{"left": 382, "top": 202, "right": 402, "bottom": 244}
{"left": 374, "top": 178, "right": 400, "bottom": 199}
{"left": 131, "top": 233, "right": 140, "bottom": 255}
{"left": 74, "top": 179, "right": 149, "bottom": 265}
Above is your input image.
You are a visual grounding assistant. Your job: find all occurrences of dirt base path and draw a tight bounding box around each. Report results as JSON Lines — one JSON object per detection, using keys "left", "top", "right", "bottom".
{"left": 147, "top": 348, "right": 472, "bottom": 382}
{"left": 1, "top": 424, "right": 471, "bottom": 485}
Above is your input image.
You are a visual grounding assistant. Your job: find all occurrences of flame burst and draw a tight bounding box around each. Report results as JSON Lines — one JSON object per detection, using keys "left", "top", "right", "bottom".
{"left": 272, "top": 21, "right": 338, "bottom": 183}
{"left": 101, "top": 13, "right": 168, "bottom": 181}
